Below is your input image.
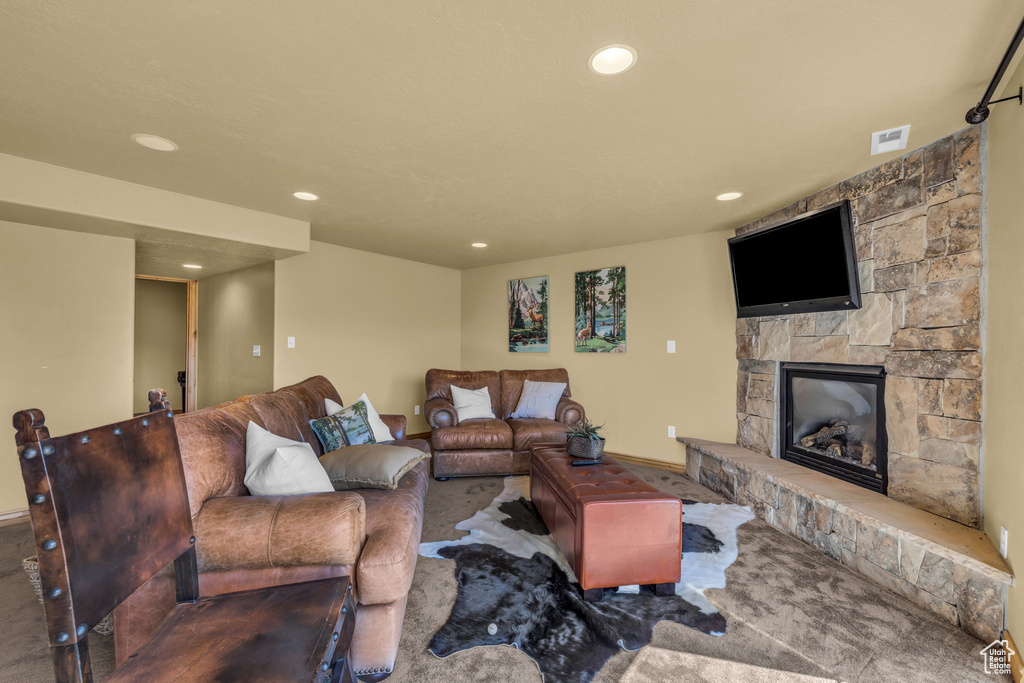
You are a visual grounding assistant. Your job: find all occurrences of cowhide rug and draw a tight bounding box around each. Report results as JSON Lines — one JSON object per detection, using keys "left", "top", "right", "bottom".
{"left": 419, "top": 476, "right": 754, "bottom": 683}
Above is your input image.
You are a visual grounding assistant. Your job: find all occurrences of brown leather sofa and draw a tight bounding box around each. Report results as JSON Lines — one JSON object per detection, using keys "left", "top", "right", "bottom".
{"left": 112, "top": 376, "right": 428, "bottom": 681}
{"left": 424, "top": 368, "right": 585, "bottom": 479}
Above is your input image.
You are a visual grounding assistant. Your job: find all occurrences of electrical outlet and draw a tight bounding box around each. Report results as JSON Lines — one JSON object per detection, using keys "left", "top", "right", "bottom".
{"left": 667, "top": 425, "right": 676, "bottom": 438}
{"left": 1001, "top": 526, "right": 1009, "bottom": 558}
{"left": 414, "top": 405, "right": 421, "bottom": 415}
{"left": 287, "top": 336, "right": 296, "bottom": 349}
{"left": 252, "top": 345, "right": 261, "bottom": 357}
{"left": 667, "top": 340, "right": 676, "bottom": 353}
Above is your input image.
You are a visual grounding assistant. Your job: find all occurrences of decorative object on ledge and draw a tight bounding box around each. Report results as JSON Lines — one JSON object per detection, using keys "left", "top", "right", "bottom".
{"left": 575, "top": 266, "right": 626, "bottom": 352}
{"left": 566, "top": 417, "right": 605, "bottom": 459}
{"left": 508, "top": 275, "right": 549, "bottom": 352}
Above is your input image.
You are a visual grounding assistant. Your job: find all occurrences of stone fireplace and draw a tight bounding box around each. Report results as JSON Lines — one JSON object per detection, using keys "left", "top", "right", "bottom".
{"left": 780, "top": 363, "right": 887, "bottom": 493}
{"left": 680, "top": 126, "right": 1009, "bottom": 642}
{"left": 735, "top": 125, "right": 984, "bottom": 527}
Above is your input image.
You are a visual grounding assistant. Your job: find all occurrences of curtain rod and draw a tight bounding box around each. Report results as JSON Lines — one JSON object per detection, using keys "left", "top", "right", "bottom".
{"left": 966, "top": 14, "right": 1024, "bottom": 124}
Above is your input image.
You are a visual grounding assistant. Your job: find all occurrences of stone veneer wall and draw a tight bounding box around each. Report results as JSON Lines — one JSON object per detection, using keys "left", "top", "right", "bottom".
{"left": 735, "top": 126, "right": 984, "bottom": 527}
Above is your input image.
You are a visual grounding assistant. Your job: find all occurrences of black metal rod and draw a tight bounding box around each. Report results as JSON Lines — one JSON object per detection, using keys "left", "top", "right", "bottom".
{"left": 966, "top": 14, "right": 1024, "bottom": 124}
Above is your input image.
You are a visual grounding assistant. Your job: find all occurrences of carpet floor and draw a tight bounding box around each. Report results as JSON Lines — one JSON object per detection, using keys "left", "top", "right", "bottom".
{"left": 0, "top": 465, "right": 1005, "bottom": 682}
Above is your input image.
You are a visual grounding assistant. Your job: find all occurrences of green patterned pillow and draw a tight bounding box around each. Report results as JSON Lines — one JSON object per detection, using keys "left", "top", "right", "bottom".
{"left": 309, "top": 400, "right": 377, "bottom": 452}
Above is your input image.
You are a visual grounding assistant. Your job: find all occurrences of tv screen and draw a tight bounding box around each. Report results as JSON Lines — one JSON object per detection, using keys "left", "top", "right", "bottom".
{"left": 728, "top": 200, "right": 861, "bottom": 318}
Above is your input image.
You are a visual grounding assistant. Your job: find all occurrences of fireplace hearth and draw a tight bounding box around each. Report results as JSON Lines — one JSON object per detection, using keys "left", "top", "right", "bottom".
{"left": 779, "top": 363, "right": 887, "bottom": 494}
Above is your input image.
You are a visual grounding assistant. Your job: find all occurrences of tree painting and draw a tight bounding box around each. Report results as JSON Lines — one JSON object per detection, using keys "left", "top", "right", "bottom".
{"left": 509, "top": 276, "right": 549, "bottom": 352}
{"left": 575, "top": 267, "right": 626, "bottom": 353}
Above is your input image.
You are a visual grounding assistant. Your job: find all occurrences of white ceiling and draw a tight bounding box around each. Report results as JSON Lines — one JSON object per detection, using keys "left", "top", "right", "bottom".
{"left": 0, "top": 1, "right": 1019, "bottom": 269}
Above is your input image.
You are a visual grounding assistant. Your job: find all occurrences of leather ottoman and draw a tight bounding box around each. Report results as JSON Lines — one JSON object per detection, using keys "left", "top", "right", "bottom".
{"left": 529, "top": 444, "right": 682, "bottom": 599}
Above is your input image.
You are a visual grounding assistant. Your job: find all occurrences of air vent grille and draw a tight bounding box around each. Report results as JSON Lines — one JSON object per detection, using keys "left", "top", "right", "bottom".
{"left": 870, "top": 125, "right": 911, "bottom": 155}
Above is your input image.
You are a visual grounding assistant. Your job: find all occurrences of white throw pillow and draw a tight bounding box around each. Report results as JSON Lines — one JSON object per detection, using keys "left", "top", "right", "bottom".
{"left": 244, "top": 421, "right": 334, "bottom": 496}
{"left": 511, "top": 379, "right": 567, "bottom": 420}
{"left": 451, "top": 385, "right": 496, "bottom": 421}
{"left": 246, "top": 420, "right": 302, "bottom": 468}
{"left": 245, "top": 443, "right": 335, "bottom": 496}
{"left": 326, "top": 395, "right": 394, "bottom": 442}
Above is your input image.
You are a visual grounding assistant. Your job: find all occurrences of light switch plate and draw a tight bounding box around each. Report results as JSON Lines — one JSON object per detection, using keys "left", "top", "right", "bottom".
{"left": 667, "top": 340, "right": 676, "bottom": 353}
{"left": 414, "top": 405, "right": 421, "bottom": 415}
{"left": 252, "top": 345, "right": 261, "bottom": 357}
{"left": 1001, "top": 526, "right": 1009, "bottom": 558}
{"left": 287, "top": 337, "right": 296, "bottom": 349}
{"left": 667, "top": 425, "right": 676, "bottom": 438}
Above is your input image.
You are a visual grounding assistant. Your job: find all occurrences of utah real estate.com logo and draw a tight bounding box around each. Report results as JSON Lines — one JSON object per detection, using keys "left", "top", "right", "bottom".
{"left": 980, "top": 638, "right": 1014, "bottom": 676}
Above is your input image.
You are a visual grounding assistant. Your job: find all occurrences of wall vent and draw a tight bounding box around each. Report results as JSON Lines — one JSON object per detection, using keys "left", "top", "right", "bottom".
{"left": 870, "top": 125, "right": 911, "bottom": 155}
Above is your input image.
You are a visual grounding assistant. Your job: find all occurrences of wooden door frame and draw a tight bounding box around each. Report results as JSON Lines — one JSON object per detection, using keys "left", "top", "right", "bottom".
{"left": 135, "top": 275, "right": 198, "bottom": 412}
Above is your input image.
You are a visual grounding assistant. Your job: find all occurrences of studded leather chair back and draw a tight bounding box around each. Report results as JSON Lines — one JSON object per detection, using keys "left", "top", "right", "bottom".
{"left": 13, "top": 405, "right": 195, "bottom": 680}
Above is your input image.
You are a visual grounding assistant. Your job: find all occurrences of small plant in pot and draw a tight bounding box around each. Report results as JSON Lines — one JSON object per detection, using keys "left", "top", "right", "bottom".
{"left": 566, "top": 417, "right": 606, "bottom": 460}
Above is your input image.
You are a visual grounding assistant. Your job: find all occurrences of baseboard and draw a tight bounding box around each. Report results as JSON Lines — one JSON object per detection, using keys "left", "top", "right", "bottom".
{"left": 0, "top": 508, "right": 29, "bottom": 523}
{"left": 605, "top": 451, "right": 686, "bottom": 476}
{"left": 1004, "top": 629, "right": 1023, "bottom": 683}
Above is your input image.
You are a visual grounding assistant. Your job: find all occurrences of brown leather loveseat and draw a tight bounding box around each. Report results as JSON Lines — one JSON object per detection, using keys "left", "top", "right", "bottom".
{"left": 112, "top": 376, "right": 428, "bottom": 681}
{"left": 424, "top": 368, "right": 585, "bottom": 479}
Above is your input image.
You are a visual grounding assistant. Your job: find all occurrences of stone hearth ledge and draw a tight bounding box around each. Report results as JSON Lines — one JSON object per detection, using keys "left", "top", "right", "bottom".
{"left": 679, "top": 436, "right": 1012, "bottom": 642}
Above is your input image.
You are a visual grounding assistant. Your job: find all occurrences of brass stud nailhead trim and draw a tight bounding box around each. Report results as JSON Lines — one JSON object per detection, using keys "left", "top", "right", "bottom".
{"left": 30, "top": 494, "right": 46, "bottom": 505}
{"left": 55, "top": 632, "right": 68, "bottom": 644}
{"left": 42, "top": 445, "right": 54, "bottom": 456}
{"left": 23, "top": 448, "right": 37, "bottom": 459}
{"left": 80, "top": 436, "right": 90, "bottom": 444}
{"left": 42, "top": 540, "right": 57, "bottom": 551}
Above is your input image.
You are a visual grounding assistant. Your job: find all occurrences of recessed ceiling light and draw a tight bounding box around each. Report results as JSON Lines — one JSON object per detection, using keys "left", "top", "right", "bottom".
{"left": 182, "top": 264, "right": 203, "bottom": 269}
{"left": 131, "top": 134, "right": 178, "bottom": 152}
{"left": 589, "top": 45, "right": 637, "bottom": 75}
{"left": 471, "top": 243, "right": 488, "bottom": 248}
{"left": 716, "top": 192, "right": 744, "bottom": 201}
{"left": 293, "top": 191, "right": 319, "bottom": 201}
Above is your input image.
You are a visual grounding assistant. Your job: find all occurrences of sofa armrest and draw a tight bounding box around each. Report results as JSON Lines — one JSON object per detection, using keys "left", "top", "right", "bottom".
{"left": 193, "top": 492, "right": 366, "bottom": 572}
{"left": 556, "top": 398, "right": 585, "bottom": 427}
{"left": 379, "top": 414, "right": 407, "bottom": 440}
{"left": 425, "top": 397, "right": 458, "bottom": 428}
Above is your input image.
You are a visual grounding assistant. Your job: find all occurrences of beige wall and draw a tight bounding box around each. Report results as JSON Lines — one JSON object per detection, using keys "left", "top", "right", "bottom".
{"left": 198, "top": 262, "right": 275, "bottom": 408}
{"left": 133, "top": 279, "right": 187, "bottom": 412}
{"left": 0, "top": 220, "right": 135, "bottom": 513}
{"left": 460, "top": 230, "right": 737, "bottom": 465}
{"left": 274, "top": 241, "right": 461, "bottom": 434}
{"left": 984, "top": 61, "right": 1024, "bottom": 639}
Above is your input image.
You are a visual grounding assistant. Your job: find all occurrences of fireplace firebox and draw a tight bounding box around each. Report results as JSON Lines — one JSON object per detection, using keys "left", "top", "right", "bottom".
{"left": 779, "top": 363, "right": 887, "bottom": 494}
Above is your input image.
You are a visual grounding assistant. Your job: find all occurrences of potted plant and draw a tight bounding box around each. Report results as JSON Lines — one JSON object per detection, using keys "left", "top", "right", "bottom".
{"left": 566, "top": 417, "right": 606, "bottom": 460}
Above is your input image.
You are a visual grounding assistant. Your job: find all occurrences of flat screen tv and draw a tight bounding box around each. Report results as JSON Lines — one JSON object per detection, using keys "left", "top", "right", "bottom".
{"left": 728, "top": 200, "right": 861, "bottom": 318}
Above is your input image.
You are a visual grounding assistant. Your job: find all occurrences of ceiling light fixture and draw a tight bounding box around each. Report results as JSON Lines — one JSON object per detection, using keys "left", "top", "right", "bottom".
{"left": 589, "top": 45, "right": 637, "bottom": 75}
{"left": 471, "top": 243, "right": 488, "bottom": 248}
{"left": 293, "top": 191, "right": 319, "bottom": 201}
{"left": 131, "top": 134, "right": 179, "bottom": 152}
{"left": 182, "top": 264, "right": 203, "bottom": 269}
{"left": 716, "top": 192, "right": 743, "bottom": 201}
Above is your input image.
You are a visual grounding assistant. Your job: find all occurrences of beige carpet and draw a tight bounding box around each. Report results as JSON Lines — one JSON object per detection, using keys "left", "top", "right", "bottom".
{"left": 0, "top": 465, "right": 1007, "bottom": 682}
{"left": 620, "top": 647, "right": 839, "bottom": 683}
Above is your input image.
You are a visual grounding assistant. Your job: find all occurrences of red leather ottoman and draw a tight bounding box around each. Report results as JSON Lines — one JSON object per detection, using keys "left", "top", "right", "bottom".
{"left": 529, "top": 444, "right": 682, "bottom": 599}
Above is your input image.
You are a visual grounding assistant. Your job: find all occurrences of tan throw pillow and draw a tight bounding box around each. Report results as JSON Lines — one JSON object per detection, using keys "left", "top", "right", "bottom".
{"left": 319, "top": 444, "right": 429, "bottom": 491}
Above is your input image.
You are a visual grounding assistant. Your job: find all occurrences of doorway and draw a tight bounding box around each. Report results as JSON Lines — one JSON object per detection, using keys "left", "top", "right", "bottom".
{"left": 133, "top": 276, "right": 198, "bottom": 413}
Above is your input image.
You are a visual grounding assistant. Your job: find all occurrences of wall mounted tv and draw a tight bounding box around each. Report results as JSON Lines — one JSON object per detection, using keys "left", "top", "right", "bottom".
{"left": 728, "top": 200, "right": 861, "bottom": 319}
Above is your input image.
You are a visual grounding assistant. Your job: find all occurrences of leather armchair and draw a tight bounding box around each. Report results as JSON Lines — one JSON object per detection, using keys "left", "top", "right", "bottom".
{"left": 424, "top": 368, "right": 586, "bottom": 479}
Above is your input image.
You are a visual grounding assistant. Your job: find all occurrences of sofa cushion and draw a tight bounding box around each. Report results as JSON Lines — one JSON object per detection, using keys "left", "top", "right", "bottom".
{"left": 506, "top": 417, "right": 571, "bottom": 452}
{"left": 319, "top": 444, "right": 429, "bottom": 491}
{"left": 425, "top": 369, "right": 502, "bottom": 418}
{"left": 451, "top": 385, "right": 497, "bottom": 421}
{"left": 511, "top": 379, "right": 567, "bottom": 419}
{"left": 499, "top": 369, "right": 571, "bottom": 418}
{"left": 432, "top": 418, "right": 513, "bottom": 450}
